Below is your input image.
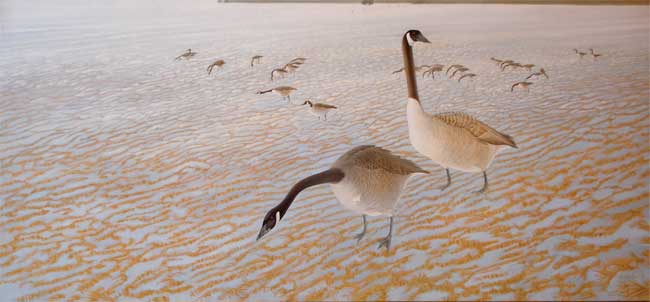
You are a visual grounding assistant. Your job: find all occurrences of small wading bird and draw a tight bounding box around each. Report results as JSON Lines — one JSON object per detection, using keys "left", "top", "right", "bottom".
{"left": 257, "top": 86, "right": 297, "bottom": 102}
{"left": 446, "top": 64, "right": 465, "bottom": 76}
{"left": 283, "top": 62, "right": 300, "bottom": 73}
{"left": 502, "top": 62, "right": 522, "bottom": 71}
{"left": 457, "top": 73, "right": 476, "bottom": 82}
{"left": 490, "top": 57, "right": 504, "bottom": 66}
{"left": 206, "top": 60, "right": 225, "bottom": 75}
{"left": 450, "top": 67, "right": 469, "bottom": 78}
{"left": 302, "top": 100, "right": 337, "bottom": 120}
{"left": 175, "top": 49, "right": 196, "bottom": 60}
{"left": 511, "top": 81, "right": 533, "bottom": 92}
{"left": 256, "top": 145, "right": 428, "bottom": 250}
{"left": 589, "top": 48, "right": 602, "bottom": 60}
{"left": 422, "top": 64, "right": 444, "bottom": 79}
{"left": 251, "top": 55, "right": 263, "bottom": 67}
{"left": 499, "top": 60, "right": 514, "bottom": 69}
{"left": 271, "top": 68, "right": 288, "bottom": 81}
{"left": 526, "top": 68, "right": 549, "bottom": 80}
{"left": 521, "top": 64, "right": 535, "bottom": 72}
{"left": 574, "top": 49, "right": 587, "bottom": 59}
{"left": 400, "top": 30, "right": 517, "bottom": 193}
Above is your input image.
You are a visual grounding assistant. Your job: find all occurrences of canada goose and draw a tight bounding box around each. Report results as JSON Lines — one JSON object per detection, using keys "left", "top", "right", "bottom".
{"left": 450, "top": 67, "right": 469, "bottom": 78}
{"left": 256, "top": 145, "right": 428, "bottom": 250}
{"left": 573, "top": 49, "right": 587, "bottom": 59}
{"left": 271, "top": 68, "right": 288, "bottom": 81}
{"left": 490, "top": 57, "right": 504, "bottom": 66}
{"left": 521, "top": 64, "right": 535, "bottom": 72}
{"left": 422, "top": 64, "right": 444, "bottom": 79}
{"left": 445, "top": 64, "right": 465, "bottom": 76}
{"left": 525, "top": 68, "right": 549, "bottom": 80}
{"left": 251, "top": 55, "right": 263, "bottom": 67}
{"left": 511, "top": 81, "right": 533, "bottom": 92}
{"left": 206, "top": 59, "right": 225, "bottom": 75}
{"left": 589, "top": 48, "right": 602, "bottom": 60}
{"left": 257, "top": 86, "right": 297, "bottom": 102}
{"left": 401, "top": 30, "right": 517, "bottom": 192}
{"left": 302, "top": 100, "right": 337, "bottom": 120}
{"left": 457, "top": 73, "right": 476, "bottom": 82}
{"left": 174, "top": 48, "right": 196, "bottom": 60}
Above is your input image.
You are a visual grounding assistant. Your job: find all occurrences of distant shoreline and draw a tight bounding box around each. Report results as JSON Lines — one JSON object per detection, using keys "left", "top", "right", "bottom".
{"left": 219, "top": 0, "right": 648, "bottom": 4}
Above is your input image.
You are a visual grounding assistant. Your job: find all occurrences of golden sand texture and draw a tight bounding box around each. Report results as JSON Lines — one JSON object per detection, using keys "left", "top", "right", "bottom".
{"left": 1, "top": 2, "right": 649, "bottom": 301}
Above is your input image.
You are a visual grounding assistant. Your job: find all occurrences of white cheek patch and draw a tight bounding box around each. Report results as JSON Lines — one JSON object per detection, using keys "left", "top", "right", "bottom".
{"left": 275, "top": 211, "right": 280, "bottom": 222}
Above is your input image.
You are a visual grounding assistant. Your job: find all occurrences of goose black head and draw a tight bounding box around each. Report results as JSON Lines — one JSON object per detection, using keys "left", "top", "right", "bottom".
{"left": 257, "top": 206, "right": 284, "bottom": 241}
{"left": 406, "top": 30, "right": 430, "bottom": 44}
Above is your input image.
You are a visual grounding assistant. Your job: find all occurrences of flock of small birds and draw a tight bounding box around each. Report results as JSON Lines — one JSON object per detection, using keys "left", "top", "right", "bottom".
{"left": 173, "top": 46, "right": 605, "bottom": 121}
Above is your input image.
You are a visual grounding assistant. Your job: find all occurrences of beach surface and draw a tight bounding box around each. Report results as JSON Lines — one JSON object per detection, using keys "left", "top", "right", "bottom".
{"left": 1, "top": 1, "right": 649, "bottom": 301}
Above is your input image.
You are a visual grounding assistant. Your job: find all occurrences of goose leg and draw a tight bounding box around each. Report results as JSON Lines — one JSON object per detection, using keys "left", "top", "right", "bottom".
{"left": 354, "top": 215, "right": 367, "bottom": 243}
{"left": 439, "top": 168, "right": 451, "bottom": 191}
{"left": 474, "top": 171, "right": 488, "bottom": 194}
{"left": 377, "top": 216, "right": 393, "bottom": 250}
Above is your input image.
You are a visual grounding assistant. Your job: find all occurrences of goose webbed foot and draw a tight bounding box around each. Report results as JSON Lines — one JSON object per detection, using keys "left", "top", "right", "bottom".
{"left": 439, "top": 169, "right": 451, "bottom": 191}
{"left": 377, "top": 236, "right": 391, "bottom": 250}
{"left": 354, "top": 215, "right": 367, "bottom": 243}
{"left": 377, "top": 216, "right": 393, "bottom": 250}
{"left": 473, "top": 171, "right": 488, "bottom": 194}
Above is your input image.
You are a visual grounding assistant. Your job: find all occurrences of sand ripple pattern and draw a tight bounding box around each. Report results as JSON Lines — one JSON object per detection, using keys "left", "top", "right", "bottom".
{"left": 1, "top": 3, "right": 649, "bottom": 301}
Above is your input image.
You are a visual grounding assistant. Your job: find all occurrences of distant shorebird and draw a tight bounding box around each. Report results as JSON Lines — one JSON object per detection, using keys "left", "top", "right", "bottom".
{"left": 290, "top": 57, "right": 307, "bottom": 63}
{"left": 175, "top": 49, "right": 196, "bottom": 60}
{"left": 256, "top": 145, "right": 428, "bottom": 250}
{"left": 490, "top": 57, "right": 504, "bottom": 66}
{"left": 574, "top": 49, "right": 587, "bottom": 59}
{"left": 283, "top": 62, "right": 300, "bottom": 73}
{"left": 401, "top": 30, "right": 517, "bottom": 193}
{"left": 457, "top": 73, "right": 476, "bottom": 82}
{"left": 271, "top": 68, "right": 288, "bottom": 81}
{"left": 422, "top": 64, "right": 444, "bottom": 79}
{"left": 511, "top": 81, "right": 533, "bottom": 92}
{"left": 450, "top": 67, "right": 469, "bottom": 78}
{"left": 446, "top": 64, "right": 465, "bottom": 76}
{"left": 251, "top": 55, "right": 263, "bottom": 67}
{"left": 257, "top": 86, "right": 297, "bottom": 102}
{"left": 499, "top": 60, "right": 514, "bottom": 68}
{"left": 521, "top": 64, "right": 535, "bottom": 71}
{"left": 589, "top": 48, "right": 603, "bottom": 60}
{"left": 502, "top": 62, "right": 522, "bottom": 71}
{"left": 302, "top": 100, "right": 337, "bottom": 120}
{"left": 526, "top": 68, "right": 549, "bottom": 80}
{"left": 206, "top": 59, "right": 225, "bottom": 75}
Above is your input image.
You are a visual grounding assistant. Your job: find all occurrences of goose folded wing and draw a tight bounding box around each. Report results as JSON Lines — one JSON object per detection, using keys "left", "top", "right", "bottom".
{"left": 342, "top": 145, "right": 429, "bottom": 175}
{"left": 433, "top": 112, "right": 517, "bottom": 148}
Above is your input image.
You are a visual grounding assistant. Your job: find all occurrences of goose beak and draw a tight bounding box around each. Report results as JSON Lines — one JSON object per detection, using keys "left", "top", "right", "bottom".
{"left": 411, "top": 31, "right": 431, "bottom": 43}
{"left": 256, "top": 225, "right": 271, "bottom": 241}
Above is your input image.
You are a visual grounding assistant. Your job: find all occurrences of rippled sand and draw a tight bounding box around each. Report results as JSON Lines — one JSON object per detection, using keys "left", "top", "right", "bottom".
{"left": 1, "top": 2, "right": 649, "bottom": 301}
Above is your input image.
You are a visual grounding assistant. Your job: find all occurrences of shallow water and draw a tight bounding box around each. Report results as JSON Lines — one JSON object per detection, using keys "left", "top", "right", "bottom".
{"left": 1, "top": 1, "right": 649, "bottom": 301}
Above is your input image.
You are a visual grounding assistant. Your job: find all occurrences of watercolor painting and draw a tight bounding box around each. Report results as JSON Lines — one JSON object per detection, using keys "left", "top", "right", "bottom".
{"left": 1, "top": 0, "right": 648, "bottom": 301}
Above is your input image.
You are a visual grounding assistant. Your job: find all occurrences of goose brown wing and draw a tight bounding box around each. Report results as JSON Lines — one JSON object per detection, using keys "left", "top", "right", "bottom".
{"left": 433, "top": 112, "right": 517, "bottom": 148}
{"left": 337, "top": 145, "right": 428, "bottom": 175}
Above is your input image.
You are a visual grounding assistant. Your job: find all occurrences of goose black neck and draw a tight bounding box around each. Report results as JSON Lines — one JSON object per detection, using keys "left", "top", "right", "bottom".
{"left": 401, "top": 34, "right": 419, "bottom": 101}
{"left": 276, "top": 168, "right": 344, "bottom": 216}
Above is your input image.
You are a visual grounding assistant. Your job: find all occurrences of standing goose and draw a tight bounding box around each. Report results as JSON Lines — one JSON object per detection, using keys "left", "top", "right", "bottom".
{"left": 526, "top": 68, "right": 549, "bottom": 80}
{"left": 302, "top": 100, "right": 337, "bottom": 121}
{"left": 256, "top": 145, "right": 428, "bottom": 250}
{"left": 175, "top": 48, "right": 196, "bottom": 60}
{"left": 206, "top": 59, "right": 225, "bottom": 75}
{"left": 257, "top": 86, "right": 297, "bottom": 102}
{"left": 401, "top": 30, "right": 517, "bottom": 192}
{"left": 251, "top": 55, "right": 263, "bottom": 67}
